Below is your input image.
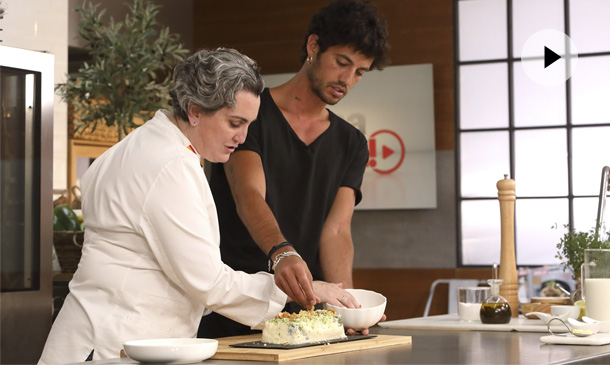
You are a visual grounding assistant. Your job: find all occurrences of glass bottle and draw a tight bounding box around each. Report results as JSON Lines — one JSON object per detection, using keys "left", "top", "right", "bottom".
{"left": 480, "top": 263, "right": 512, "bottom": 324}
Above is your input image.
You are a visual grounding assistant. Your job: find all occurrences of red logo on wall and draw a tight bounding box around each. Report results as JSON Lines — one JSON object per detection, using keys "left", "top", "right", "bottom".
{"left": 367, "top": 129, "right": 405, "bottom": 174}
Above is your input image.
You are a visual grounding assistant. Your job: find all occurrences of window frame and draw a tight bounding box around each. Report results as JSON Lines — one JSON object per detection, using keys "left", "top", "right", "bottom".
{"left": 455, "top": 0, "right": 610, "bottom": 267}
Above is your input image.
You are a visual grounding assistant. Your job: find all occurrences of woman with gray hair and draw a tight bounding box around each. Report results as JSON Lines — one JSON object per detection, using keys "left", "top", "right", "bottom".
{"left": 39, "top": 48, "right": 353, "bottom": 364}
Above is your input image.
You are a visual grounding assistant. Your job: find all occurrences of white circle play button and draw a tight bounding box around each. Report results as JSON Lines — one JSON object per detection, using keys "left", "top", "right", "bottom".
{"left": 520, "top": 29, "right": 579, "bottom": 86}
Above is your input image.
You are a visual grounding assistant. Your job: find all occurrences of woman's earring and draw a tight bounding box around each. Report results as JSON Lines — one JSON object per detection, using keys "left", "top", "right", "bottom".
{"left": 190, "top": 119, "right": 198, "bottom": 127}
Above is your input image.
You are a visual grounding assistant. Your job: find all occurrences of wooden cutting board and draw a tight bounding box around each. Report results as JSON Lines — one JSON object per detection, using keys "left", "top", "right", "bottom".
{"left": 211, "top": 333, "right": 412, "bottom": 362}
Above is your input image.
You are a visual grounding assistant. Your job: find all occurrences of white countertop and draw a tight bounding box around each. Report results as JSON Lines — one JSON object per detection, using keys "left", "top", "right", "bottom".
{"left": 378, "top": 313, "right": 569, "bottom": 333}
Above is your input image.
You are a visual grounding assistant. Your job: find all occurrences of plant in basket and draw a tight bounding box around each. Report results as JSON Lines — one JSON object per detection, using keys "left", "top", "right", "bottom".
{"left": 53, "top": 205, "right": 84, "bottom": 273}
{"left": 56, "top": 0, "right": 189, "bottom": 141}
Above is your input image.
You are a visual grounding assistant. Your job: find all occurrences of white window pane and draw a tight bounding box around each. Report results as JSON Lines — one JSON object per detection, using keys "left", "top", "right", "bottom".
{"left": 512, "top": 0, "right": 564, "bottom": 58}
{"left": 571, "top": 56, "right": 610, "bottom": 125}
{"left": 458, "top": 0, "right": 507, "bottom": 61}
{"left": 461, "top": 200, "right": 501, "bottom": 265}
{"left": 573, "top": 197, "right": 601, "bottom": 232}
{"left": 572, "top": 127, "right": 610, "bottom": 195}
{"left": 515, "top": 129, "right": 568, "bottom": 196}
{"left": 460, "top": 132, "right": 510, "bottom": 198}
{"left": 570, "top": 0, "right": 610, "bottom": 54}
{"left": 516, "top": 199, "right": 567, "bottom": 265}
{"left": 513, "top": 61, "right": 566, "bottom": 127}
{"left": 460, "top": 64, "right": 509, "bottom": 129}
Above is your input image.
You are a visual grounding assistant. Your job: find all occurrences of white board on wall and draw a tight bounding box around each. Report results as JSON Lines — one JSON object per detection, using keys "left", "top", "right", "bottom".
{"left": 262, "top": 63, "right": 437, "bottom": 210}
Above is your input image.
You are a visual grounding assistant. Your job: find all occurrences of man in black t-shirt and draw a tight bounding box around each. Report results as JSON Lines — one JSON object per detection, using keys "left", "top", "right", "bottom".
{"left": 198, "top": 0, "right": 390, "bottom": 338}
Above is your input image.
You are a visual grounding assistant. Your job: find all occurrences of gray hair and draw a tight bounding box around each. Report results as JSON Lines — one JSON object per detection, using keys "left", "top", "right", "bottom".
{"left": 170, "top": 48, "right": 264, "bottom": 120}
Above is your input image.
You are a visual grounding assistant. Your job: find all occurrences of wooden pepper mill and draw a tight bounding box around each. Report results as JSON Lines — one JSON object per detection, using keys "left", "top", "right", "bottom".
{"left": 497, "top": 174, "right": 519, "bottom": 317}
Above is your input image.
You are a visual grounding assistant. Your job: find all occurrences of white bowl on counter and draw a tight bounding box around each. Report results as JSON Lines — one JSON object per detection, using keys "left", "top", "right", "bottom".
{"left": 123, "top": 338, "right": 218, "bottom": 363}
{"left": 551, "top": 305, "right": 580, "bottom": 320}
{"left": 325, "top": 289, "right": 386, "bottom": 331}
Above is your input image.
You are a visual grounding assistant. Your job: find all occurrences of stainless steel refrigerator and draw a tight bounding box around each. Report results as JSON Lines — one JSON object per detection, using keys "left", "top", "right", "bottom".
{"left": 1, "top": 45, "right": 54, "bottom": 364}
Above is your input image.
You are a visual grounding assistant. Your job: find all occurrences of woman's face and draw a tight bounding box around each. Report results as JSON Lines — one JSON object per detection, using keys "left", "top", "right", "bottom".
{"left": 188, "top": 90, "right": 260, "bottom": 163}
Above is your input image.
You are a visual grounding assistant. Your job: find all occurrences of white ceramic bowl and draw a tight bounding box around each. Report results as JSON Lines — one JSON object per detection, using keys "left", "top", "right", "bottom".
{"left": 123, "top": 338, "right": 218, "bottom": 363}
{"left": 551, "top": 305, "right": 580, "bottom": 320}
{"left": 324, "top": 289, "right": 386, "bottom": 331}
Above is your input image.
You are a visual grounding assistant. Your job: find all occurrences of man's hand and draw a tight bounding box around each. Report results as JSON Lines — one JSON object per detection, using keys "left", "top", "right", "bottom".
{"left": 274, "top": 255, "right": 317, "bottom": 309}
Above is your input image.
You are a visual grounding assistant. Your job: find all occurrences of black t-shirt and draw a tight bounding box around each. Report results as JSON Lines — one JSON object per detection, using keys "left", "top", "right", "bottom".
{"left": 210, "top": 88, "right": 368, "bottom": 280}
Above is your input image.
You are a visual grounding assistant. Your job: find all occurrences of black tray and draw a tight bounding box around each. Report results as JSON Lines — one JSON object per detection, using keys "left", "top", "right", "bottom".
{"left": 229, "top": 334, "right": 376, "bottom": 350}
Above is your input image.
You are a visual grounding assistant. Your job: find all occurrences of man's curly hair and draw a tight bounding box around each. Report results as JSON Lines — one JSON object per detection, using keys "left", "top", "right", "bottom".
{"left": 300, "top": 0, "right": 390, "bottom": 70}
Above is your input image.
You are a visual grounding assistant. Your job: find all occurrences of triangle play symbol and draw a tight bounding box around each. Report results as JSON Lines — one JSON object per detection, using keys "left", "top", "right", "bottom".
{"left": 382, "top": 145, "right": 394, "bottom": 159}
{"left": 544, "top": 46, "right": 561, "bottom": 68}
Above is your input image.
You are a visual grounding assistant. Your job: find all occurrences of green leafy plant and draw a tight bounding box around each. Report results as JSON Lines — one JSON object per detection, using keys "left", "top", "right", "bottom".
{"left": 56, "top": 0, "right": 189, "bottom": 140}
{"left": 554, "top": 224, "right": 610, "bottom": 279}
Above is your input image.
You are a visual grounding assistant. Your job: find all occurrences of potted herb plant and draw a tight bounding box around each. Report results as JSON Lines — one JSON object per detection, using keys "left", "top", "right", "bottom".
{"left": 56, "top": 0, "right": 189, "bottom": 140}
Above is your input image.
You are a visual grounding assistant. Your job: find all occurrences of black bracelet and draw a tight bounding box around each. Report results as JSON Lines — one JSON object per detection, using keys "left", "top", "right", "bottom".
{"left": 267, "top": 241, "right": 292, "bottom": 271}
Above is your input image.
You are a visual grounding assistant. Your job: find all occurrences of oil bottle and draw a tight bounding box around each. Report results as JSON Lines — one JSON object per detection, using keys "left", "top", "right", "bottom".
{"left": 480, "top": 263, "right": 512, "bottom": 324}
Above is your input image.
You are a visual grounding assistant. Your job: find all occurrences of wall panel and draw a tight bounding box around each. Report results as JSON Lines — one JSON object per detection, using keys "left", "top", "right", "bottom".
{"left": 193, "top": 0, "right": 455, "bottom": 150}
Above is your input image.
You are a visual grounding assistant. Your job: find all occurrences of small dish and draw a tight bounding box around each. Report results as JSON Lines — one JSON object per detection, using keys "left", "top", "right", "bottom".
{"left": 123, "top": 338, "right": 218, "bottom": 364}
{"left": 548, "top": 318, "right": 597, "bottom": 337}
{"left": 582, "top": 316, "right": 610, "bottom": 333}
{"left": 567, "top": 317, "right": 601, "bottom": 335}
{"left": 521, "top": 302, "right": 551, "bottom": 318}
{"left": 525, "top": 311, "right": 570, "bottom": 325}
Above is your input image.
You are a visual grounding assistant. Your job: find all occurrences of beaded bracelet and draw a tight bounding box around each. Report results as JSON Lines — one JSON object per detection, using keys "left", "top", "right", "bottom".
{"left": 271, "top": 251, "right": 302, "bottom": 272}
{"left": 267, "top": 241, "right": 293, "bottom": 271}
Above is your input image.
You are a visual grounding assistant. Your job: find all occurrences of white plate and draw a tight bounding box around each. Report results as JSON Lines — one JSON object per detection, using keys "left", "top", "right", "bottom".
{"left": 123, "top": 338, "right": 218, "bottom": 364}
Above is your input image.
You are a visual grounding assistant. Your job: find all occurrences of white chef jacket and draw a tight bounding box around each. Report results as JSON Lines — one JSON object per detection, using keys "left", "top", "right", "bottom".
{"left": 39, "top": 110, "right": 287, "bottom": 364}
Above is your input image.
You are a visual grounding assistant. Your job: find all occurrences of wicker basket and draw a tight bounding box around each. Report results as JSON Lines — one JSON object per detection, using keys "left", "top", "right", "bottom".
{"left": 68, "top": 102, "right": 148, "bottom": 143}
{"left": 53, "top": 231, "right": 84, "bottom": 273}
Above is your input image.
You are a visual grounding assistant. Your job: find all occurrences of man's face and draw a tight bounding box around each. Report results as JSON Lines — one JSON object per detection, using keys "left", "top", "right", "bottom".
{"left": 307, "top": 45, "right": 374, "bottom": 105}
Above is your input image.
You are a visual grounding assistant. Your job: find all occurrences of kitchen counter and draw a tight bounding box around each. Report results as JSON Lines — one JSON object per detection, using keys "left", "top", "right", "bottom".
{"left": 70, "top": 322, "right": 610, "bottom": 364}
{"left": 378, "top": 313, "right": 572, "bottom": 332}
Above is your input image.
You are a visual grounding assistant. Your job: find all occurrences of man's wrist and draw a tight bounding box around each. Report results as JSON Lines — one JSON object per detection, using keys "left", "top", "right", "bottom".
{"left": 267, "top": 241, "right": 293, "bottom": 271}
{"left": 271, "top": 251, "right": 302, "bottom": 272}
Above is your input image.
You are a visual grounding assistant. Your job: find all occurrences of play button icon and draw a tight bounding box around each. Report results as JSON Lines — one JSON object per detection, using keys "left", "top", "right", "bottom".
{"left": 521, "top": 29, "right": 578, "bottom": 86}
{"left": 544, "top": 46, "right": 561, "bottom": 68}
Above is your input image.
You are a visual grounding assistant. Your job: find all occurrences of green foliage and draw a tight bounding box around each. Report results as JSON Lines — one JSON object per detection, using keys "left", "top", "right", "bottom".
{"left": 554, "top": 224, "right": 610, "bottom": 279}
{"left": 53, "top": 205, "right": 80, "bottom": 231}
{"left": 56, "top": 0, "right": 189, "bottom": 140}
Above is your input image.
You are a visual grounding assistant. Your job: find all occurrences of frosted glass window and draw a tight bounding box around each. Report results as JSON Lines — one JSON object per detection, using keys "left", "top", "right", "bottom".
{"left": 512, "top": 0, "right": 564, "bottom": 58}
{"left": 514, "top": 129, "right": 568, "bottom": 196}
{"left": 461, "top": 200, "right": 501, "bottom": 265}
{"left": 516, "top": 199, "right": 567, "bottom": 265}
{"left": 570, "top": 0, "right": 610, "bottom": 54}
{"left": 460, "top": 131, "right": 510, "bottom": 198}
{"left": 460, "top": 64, "right": 509, "bottom": 129}
{"left": 571, "top": 56, "right": 610, "bottom": 125}
{"left": 458, "top": 0, "right": 506, "bottom": 61}
{"left": 513, "top": 61, "right": 566, "bottom": 127}
{"left": 572, "top": 127, "right": 610, "bottom": 196}
{"left": 573, "top": 197, "right": 601, "bottom": 232}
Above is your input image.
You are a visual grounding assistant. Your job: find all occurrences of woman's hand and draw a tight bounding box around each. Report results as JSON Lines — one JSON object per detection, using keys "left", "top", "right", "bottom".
{"left": 346, "top": 314, "right": 387, "bottom": 336}
{"left": 312, "top": 281, "right": 359, "bottom": 308}
{"left": 312, "top": 281, "right": 387, "bottom": 336}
